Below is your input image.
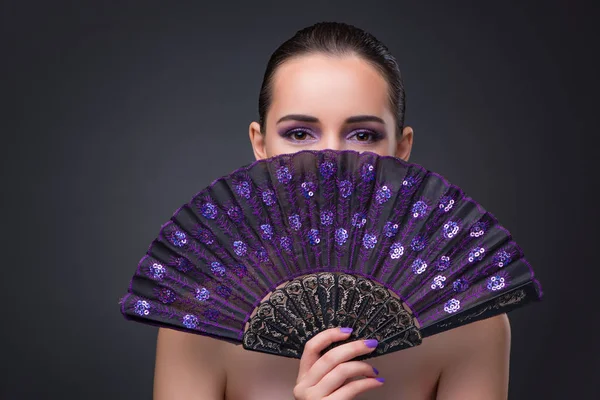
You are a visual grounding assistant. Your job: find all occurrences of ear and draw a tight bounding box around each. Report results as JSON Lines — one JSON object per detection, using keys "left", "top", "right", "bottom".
{"left": 249, "top": 121, "right": 268, "bottom": 161}
{"left": 395, "top": 126, "right": 414, "bottom": 161}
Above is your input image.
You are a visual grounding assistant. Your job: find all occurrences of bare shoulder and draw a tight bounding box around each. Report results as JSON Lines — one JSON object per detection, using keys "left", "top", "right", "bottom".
{"left": 154, "top": 328, "right": 227, "bottom": 400}
{"left": 430, "top": 315, "right": 512, "bottom": 399}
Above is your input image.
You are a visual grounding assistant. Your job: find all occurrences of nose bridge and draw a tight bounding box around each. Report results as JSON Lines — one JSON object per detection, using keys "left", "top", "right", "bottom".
{"left": 320, "top": 128, "right": 343, "bottom": 151}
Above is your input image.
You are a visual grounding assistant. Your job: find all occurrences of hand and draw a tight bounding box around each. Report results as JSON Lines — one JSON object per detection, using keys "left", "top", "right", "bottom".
{"left": 293, "top": 327, "right": 385, "bottom": 400}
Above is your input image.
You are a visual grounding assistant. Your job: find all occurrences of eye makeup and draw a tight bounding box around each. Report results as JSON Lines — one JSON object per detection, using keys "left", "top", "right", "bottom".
{"left": 278, "top": 126, "right": 386, "bottom": 145}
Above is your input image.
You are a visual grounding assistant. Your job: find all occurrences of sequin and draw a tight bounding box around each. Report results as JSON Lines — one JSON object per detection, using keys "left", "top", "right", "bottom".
{"left": 289, "top": 214, "right": 301, "bottom": 231}
{"left": 216, "top": 285, "right": 232, "bottom": 298}
{"left": 171, "top": 230, "right": 188, "bottom": 247}
{"left": 235, "top": 181, "right": 252, "bottom": 199}
{"left": 438, "top": 196, "right": 454, "bottom": 212}
{"left": 260, "top": 224, "right": 273, "bottom": 240}
{"left": 204, "top": 308, "right": 220, "bottom": 321}
{"left": 308, "top": 229, "right": 320, "bottom": 245}
{"left": 431, "top": 275, "right": 446, "bottom": 289}
{"left": 375, "top": 185, "right": 392, "bottom": 204}
{"left": 411, "top": 258, "right": 428, "bottom": 274}
{"left": 410, "top": 235, "right": 427, "bottom": 252}
{"left": 320, "top": 210, "right": 334, "bottom": 226}
{"left": 280, "top": 236, "right": 293, "bottom": 252}
{"left": 182, "top": 314, "right": 198, "bottom": 329}
{"left": 157, "top": 288, "right": 176, "bottom": 304}
{"left": 173, "top": 257, "right": 192, "bottom": 273}
{"left": 200, "top": 203, "right": 218, "bottom": 219}
{"left": 195, "top": 287, "right": 210, "bottom": 302}
{"left": 383, "top": 222, "right": 399, "bottom": 238}
{"left": 193, "top": 227, "right": 215, "bottom": 245}
{"left": 233, "top": 241, "right": 248, "bottom": 256}
{"left": 493, "top": 249, "right": 512, "bottom": 268}
{"left": 227, "top": 206, "right": 244, "bottom": 223}
{"left": 412, "top": 201, "right": 428, "bottom": 218}
{"left": 210, "top": 261, "right": 226, "bottom": 277}
{"left": 453, "top": 279, "right": 469, "bottom": 292}
{"left": 363, "top": 233, "right": 378, "bottom": 249}
{"left": 319, "top": 161, "right": 336, "bottom": 179}
{"left": 134, "top": 300, "right": 150, "bottom": 316}
{"left": 468, "top": 247, "right": 485, "bottom": 262}
{"left": 442, "top": 221, "right": 460, "bottom": 239}
{"left": 470, "top": 222, "right": 486, "bottom": 238}
{"left": 389, "top": 242, "right": 404, "bottom": 259}
{"left": 255, "top": 247, "right": 269, "bottom": 262}
{"left": 232, "top": 263, "right": 248, "bottom": 277}
{"left": 401, "top": 176, "right": 417, "bottom": 190}
{"left": 149, "top": 263, "right": 166, "bottom": 280}
{"left": 338, "top": 180, "right": 354, "bottom": 198}
{"left": 276, "top": 166, "right": 292, "bottom": 184}
{"left": 301, "top": 181, "right": 317, "bottom": 199}
{"left": 487, "top": 276, "right": 506, "bottom": 291}
{"left": 335, "top": 228, "right": 348, "bottom": 246}
{"left": 444, "top": 298, "right": 461, "bottom": 313}
{"left": 352, "top": 212, "right": 367, "bottom": 228}
{"left": 261, "top": 189, "right": 276, "bottom": 206}
{"left": 361, "top": 163, "right": 376, "bottom": 181}
{"left": 436, "top": 256, "right": 451, "bottom": 271}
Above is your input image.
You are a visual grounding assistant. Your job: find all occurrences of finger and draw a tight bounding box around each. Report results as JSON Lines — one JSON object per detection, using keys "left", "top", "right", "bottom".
{"left": 298, "top": 327, "right": 354, "bottom": 381}
{"left": 325, "top": 377, "right": 385, "bottom": 400}
{"left": 312, "top": 361, "right": 378, "bottom": 398}
{"left": 301, "top": 338, "right": 379, "bottom": 387}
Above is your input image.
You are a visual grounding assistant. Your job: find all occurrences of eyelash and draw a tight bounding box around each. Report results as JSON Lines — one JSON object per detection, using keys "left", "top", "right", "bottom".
{"left": 282, "top": 128, "right": 384, "bottom": 143}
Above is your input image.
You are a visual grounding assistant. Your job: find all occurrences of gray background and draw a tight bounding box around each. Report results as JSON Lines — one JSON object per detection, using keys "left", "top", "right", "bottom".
{"left": 2, "top": 0, "right": 597, "bottom": 398}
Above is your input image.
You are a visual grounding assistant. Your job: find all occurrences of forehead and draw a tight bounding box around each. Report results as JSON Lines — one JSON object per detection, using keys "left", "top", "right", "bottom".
{"left": 269, "top": 53, "right": 391, "bottom": 121}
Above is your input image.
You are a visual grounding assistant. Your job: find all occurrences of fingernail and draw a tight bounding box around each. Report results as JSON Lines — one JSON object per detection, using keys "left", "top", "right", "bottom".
{"left": 340, "top": 327, "right": 353, "bottom": 334}
{"left": 372, "top": 366, "right": 379, "bottom": 375}
{"left": 376, "top": 377, "right": 385, "bottom": 383}
{"left": 364, "top": 339, "right": 378, "bottom": 348}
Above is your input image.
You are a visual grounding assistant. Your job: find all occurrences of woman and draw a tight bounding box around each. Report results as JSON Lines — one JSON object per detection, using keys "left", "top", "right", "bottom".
{"left": 153, "top": 22, "right": 511, "bottom": 400}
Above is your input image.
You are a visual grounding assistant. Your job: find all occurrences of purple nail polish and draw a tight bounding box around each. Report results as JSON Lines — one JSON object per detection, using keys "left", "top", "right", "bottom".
{"left": 340, "top": 327, "right": 353, "bottom": 334}
{"left": 372, "top": 366, "right": 379, "bottom": 375}
{"left": 376, "top": 377, "right": 385, "bottom": 383}
{"left": 364, "top": 339, "right": 378, "bottom": 348}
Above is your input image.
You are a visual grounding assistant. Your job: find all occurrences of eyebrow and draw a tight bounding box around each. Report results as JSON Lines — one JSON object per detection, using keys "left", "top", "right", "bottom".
{"left": 276, "top": 114, "right": 385, "bottom": 125}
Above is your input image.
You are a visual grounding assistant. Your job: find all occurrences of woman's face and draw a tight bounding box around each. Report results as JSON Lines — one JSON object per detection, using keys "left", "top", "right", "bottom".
{"left": 249, "top": 53, "right": 413, "bottom": 160}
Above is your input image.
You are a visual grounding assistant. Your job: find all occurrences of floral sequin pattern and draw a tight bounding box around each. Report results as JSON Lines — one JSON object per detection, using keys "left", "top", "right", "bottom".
{"left": 389, "top": 243, "right": 404, "bottom": 259}
{"left": 335, "top": 228, "right": 348, "bottom": 246}
{"left": 261, "top": 189, "right": 276, "bottom": 206}
{"left": 233, "top": 241, "right": 248, "bottom": 256}
{"left": 410, "top": 235, "right": 427, "bottom": 252}
{"left": 301, "top": 181, "right": 317, "bottom": 199}
{"left": 276, "top": 166, "right": 292, "bottom": 184}
{"left": 338, "top": 180, "right": 353, "bottom": 198}
{"left": 157, "top": 288, "right": 176, "bottom": 304}
{"left": 487, "top": 276, "right": 506, "bottom": 291}
{"left": 444, "top": 299, "right": 461, "bottom": 313}
{"left": 411, "top": 258, "right": 428, "bottom": 274}
{"left": 149, "top": 263, "right": 166, "bottom": 280}
{"left": 362, "top": 233, "right": 378, "bottom": 249}
{"left": 182, "top": 314, "right": 199, "bottom": 329}
{"left": 383, "top": 222, "right": 399, "bottom": 238}
{"left": 192, "top": 227, "right": 215, "bottom": 245}
{"left": 210, "top": 262, "right": 226, "bottom": 277}
{"left": 195, "top": 287, "right": 210, "bottom": 302}
{"left": 260, "top": 224, "right": 274, "bottom": 240}
{"left": 352, "top": 212, "right": 367, "bottom": 228}
{"left": 493, "top": 249, "right": 512, "bottom": 268}
{"left": 134, "top": 300, "right": 150, "bottom": 316}
{"left": 375, "top": 185, "right": 392, "bottom": 204}
{"left": 308, "top": 229, "right": 320, "bottom": 245}
{"left": 361, "top": 163, "right": 376, "bottom": 181}
{"left": 470, "top": 222, "right": 486, "bottom": 238}
{"left": 435, "top": 256, "right": 451, "bottom": 271}
{"left": 438, "top": 195, "right": 455, "bottom": 212}
{"left": 234, "top": 180, "right": 252, "bottom": 199}
{"left": 431, "top": 275, "right": 447, "bottom": 289}
{"left": 170, "top": 230, "right": 188, "bottom": 248}
{"left": 319, "top": 161, "right": 336, "bottom": 179}
{"left": 289, "top": 214, "right": 301, "bottom": 231}
{"left": 411, "top": 200, "right": 428, "bottom": 219}
{"left": 227, "top": 206, "right": 244, "bottom": 223}
{"left": 442, "top": 221, "right": 460, "bottom": 239}
{"left": 320, "top": 210, "right": 334, "bottom": 226}
{"left": 200, "top": 203, "right": 218, "bottom": 220}
{"left": 453, "top": 278, "right": 469, "bottom": 293}
{"left": 468, "top": 247, "right": 485, "bottom": 262}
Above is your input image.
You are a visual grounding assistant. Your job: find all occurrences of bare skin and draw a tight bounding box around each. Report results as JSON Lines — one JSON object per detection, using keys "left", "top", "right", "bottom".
{"left": 153, "top": 53, "right": 512, "bottom": 399}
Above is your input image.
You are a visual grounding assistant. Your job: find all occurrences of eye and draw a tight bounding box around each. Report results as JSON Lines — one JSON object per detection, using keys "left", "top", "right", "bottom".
{"left": 282, "top": 128, "right": 315, "bottom": 142}
{"left": 348, "top": 129, "right": 383, "bottom": 143}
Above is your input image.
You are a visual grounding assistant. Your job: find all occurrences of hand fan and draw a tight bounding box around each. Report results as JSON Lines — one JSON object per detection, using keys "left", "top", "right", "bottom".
{"left": 119, "top": 149, "right": 542, "bottom": 360}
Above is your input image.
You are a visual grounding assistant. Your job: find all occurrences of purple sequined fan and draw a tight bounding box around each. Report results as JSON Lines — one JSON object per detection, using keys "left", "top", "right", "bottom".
{"left": 119, "top": 149, "right": 542, "bottom": 360}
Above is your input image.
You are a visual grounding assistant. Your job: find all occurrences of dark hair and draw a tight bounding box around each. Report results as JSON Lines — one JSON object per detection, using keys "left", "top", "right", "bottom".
{"left": 258, "top": 22, "right": 406, "bottom": 137}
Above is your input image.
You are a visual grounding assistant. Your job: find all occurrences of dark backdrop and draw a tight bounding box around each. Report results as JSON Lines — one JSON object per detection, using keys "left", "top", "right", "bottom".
{"left": 2, "top": 0, "right": 597, "bottom": 399}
